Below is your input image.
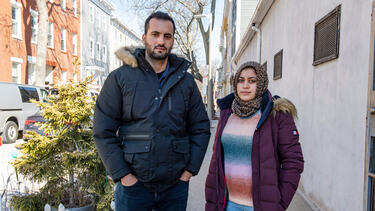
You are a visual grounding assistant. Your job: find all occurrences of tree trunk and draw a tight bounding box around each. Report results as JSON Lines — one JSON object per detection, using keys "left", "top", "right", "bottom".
{"left": 69, "top": 143, "right": 75, "bottom": 207}
{"left": 35, "top": 0, "right": 48, "bottom": 86}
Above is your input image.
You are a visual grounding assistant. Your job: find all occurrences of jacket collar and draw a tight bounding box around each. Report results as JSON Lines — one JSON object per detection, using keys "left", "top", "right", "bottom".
{"left": 217, "top": 91, "right": 274, "bottom": 129}
{"left": 115, "top": 46, "right": 191, "bottom": 75}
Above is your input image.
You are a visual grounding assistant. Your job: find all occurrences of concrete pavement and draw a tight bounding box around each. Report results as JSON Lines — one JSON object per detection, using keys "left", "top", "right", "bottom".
{"left": 187, "top": 120, "right": 314, "bottom": 211}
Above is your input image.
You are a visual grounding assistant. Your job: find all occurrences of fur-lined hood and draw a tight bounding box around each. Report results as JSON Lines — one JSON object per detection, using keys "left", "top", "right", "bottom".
{"left": 114, "top": 46, "right": 190, "bottom": 70}
{"left": 217, "top": 92, "right": 297, "bottom": 120}
{"left": 114, "top": 46, "right": 142, "bottom": 68}
{"left": 272, "top": 97, "right": 297, "bottom": 119}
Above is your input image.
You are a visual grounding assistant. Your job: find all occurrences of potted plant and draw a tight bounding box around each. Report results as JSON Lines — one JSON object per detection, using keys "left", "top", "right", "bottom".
{"left": 10, "top": 78, "right": 114, "bottom": 211}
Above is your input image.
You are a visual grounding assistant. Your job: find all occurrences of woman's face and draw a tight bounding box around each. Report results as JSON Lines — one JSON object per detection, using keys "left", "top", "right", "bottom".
{"left": 236, "top": 68, "right": 257, "bottom": 102}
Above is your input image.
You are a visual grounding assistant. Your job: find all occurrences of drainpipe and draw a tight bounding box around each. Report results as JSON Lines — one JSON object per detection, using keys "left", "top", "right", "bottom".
{"left": 251, "top": 23, "right": 261, "bottom": 63}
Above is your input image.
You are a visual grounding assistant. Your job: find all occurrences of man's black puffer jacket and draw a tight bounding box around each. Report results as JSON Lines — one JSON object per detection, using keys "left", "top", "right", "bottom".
{"left": 93, "top": 47, "right": 211, "bottom": 192}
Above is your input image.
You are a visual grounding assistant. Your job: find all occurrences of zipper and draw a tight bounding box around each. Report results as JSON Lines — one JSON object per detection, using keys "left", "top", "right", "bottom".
{"left": 221, "top": 110, "right": 232, "bottom": 211}
{"left": 222, "top": 173, "right": 227, "bottom": 211}
{"left": 168, "top": 94, "right": 172, "bottom": 111}
{"left": 124, "top": 134, "right": 152, "bottom": 140}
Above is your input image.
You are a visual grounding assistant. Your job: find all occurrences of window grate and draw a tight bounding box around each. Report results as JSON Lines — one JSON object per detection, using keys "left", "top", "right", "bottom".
{"left": 313, "top": 5, "right": 341, "bottom": 66}
{"left": 274, "top": 50, "right": 283, "bottom": 80}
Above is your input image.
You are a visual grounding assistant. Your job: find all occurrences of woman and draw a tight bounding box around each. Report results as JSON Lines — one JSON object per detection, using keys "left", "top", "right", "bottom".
{"left": 205, "top": 61, "right": 304, "bottom": 211}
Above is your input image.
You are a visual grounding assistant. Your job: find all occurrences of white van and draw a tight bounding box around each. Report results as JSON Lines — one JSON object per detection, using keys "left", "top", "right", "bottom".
{"left": 0, "top": 82, "right": 48, "bottom": 143}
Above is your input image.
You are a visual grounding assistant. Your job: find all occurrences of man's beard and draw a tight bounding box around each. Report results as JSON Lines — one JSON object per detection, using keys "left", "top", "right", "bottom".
{"left": 145, "top": 43, "right": 171, "bottom": 60}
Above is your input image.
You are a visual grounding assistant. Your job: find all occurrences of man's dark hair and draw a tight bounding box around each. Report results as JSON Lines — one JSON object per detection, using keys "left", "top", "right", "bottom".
{"left": 144, "top": 11, "right": 176, "bottom": 34}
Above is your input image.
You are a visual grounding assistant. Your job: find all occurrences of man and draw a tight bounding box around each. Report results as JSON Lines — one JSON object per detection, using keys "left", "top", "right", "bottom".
{"left": 93, "top": 11, "right": 210, "bottom": 210}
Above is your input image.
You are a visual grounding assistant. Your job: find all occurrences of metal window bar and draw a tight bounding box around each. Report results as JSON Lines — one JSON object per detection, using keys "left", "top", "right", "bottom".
{"left": 313, "top": 5, "right": 341, "bottom": 66}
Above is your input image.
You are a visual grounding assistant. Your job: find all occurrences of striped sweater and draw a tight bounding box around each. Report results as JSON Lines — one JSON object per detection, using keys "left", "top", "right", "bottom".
{"left": 221, "top": 110, "right": 261, "bottom": 206}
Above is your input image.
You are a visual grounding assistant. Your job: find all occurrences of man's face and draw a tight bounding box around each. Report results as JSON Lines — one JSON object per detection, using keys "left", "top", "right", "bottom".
{"left": 142, "top": 18, "right": 174, "bottom": 60}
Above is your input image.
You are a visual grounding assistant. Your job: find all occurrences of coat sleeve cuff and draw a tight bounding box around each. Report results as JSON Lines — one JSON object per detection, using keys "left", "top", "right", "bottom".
{"left": 186, "top": 165, "right": 199, "bottom": 176}
{"left": 111, "top": 168, "right": 133, "bottom": 183}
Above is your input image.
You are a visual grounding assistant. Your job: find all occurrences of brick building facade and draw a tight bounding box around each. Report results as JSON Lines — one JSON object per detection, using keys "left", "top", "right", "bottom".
{"left": 0, "top": 0, "right": 81, "bottom": 86}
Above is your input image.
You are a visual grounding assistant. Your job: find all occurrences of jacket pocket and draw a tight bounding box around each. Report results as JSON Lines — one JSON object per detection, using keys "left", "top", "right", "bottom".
{"left": 172, "top": 137, "right": 190, "bottom": 167}
{"left": 122, "top": 138, "right": 152, "bottom": 180}
{"left": 122, "top": 82, "right": 136, "bottom": 121}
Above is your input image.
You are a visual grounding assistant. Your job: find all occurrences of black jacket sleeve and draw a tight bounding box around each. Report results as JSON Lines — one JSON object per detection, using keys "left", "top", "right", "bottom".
{"left": 185, "top": 78, "right": 211, "bottom": 175}
{"left": 93, "top": 72, "right": 132, "bottom": 182}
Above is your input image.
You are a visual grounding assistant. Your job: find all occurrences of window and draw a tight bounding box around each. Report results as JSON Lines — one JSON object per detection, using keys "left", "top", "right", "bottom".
{"left": 274, "top": 49, "right": 283, "bottom": 80}
{"left": 30, "top": 9, "right": 38, "bottom": 43}
{"left": 61, "top": 0, "right": 66, "bottom": 10}
{"left": 12, "top": 62, "right": 21, "bottom": 83}
{"left": 41, "top": 89, "right": 49, "bottom": 103}
{"left": 313, "top": 5, "right": 341, "bottom": 66}
{"left": 73, "top": 73, "right": 77, "bottom": 81}
{"left": 73, "top": 33, "right": 77, "bottom": 55}
{"left": 90, "top": 39, "right": 94, "bottom": 58}
{"left": 61, "top": 71, "right": 67, "bottom": 83}
{"left": 27, "top": 56, "right": 36, "bottom": 85}
{"left": 96, "top": 43, "right": 100, "bottom": 60}
{"left": 95, "top": 8, "right": 100, "bottom": 27}
{"left": 98, "top": 11, "right": 102, "bottom": 28}
{"left": 102, "top": 14, "right": 106, "bottom": 31}
{"left": 89, "top": 4, "right": 94, "bottom": 23}
{"left": 11, "top": 57, "right": 22, "bottom": 83}
{"left": 46, "top": 66, "right": 53, "bottom": 85}
{"left": 61, "top": 28, "right": 66, "bottom": 52}
{"left": 48, "top": 22, "right": 54, "bottom": 48}
{"left": 11, "top": 0, "right": 21, "bottom": 39}
{"left": 102, "top": 45, "right": 107, "bottom": 63}
{"left": 28, "top": 63, "right": 36, "bottom": 85}
{"left": 19, "top": 87, "right": 39, "bottom": 102}
{"left": 72, "top": 0, "right": 77, "bottom": 16}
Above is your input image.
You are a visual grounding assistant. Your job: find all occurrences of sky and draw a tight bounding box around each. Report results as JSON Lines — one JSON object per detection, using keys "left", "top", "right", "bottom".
{"left": 110, "top": 0, "right": 224, "bottom": 67}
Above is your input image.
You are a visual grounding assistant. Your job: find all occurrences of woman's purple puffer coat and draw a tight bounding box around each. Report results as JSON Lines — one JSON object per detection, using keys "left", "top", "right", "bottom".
{"left": 205, "top": 91, "right": 304, "bottom": 211}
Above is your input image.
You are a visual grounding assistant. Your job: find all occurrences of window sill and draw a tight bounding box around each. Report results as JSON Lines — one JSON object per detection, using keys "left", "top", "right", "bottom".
{"left": 11, "top": 35, "right": 23, "bottom": 40}
{"left": 48, "top": 46, "right": 54, "bottom": 49}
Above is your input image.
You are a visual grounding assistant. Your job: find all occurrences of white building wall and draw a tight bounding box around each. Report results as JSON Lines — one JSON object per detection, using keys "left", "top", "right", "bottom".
{"left": 235, "top": 0, "right": 373, "bottom": 210}
{"left": 236, "top": 33, "right": 258, "bottom": 65}
{"left": 239, "top": 0, "right": 259, "bottom": 39}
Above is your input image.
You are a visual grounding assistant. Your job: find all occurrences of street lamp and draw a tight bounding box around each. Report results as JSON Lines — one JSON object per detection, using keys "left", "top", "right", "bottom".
{"left": 194, "top": 13, "right": 213, "bottom": 120}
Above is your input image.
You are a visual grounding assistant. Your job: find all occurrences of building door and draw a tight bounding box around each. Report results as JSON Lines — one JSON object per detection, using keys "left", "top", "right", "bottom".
{"left": 366, "top": 2, "right": 375, "bottom": 211}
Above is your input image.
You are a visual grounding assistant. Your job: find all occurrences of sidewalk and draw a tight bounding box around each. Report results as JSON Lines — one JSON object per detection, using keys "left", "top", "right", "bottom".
{"left": 288, "top": 190, "right": 315, "bottom": 211}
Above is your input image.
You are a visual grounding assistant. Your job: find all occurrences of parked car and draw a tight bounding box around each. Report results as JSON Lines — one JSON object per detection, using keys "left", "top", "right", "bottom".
{"left": 23, "top": 88, "right": 97, "bottom": 141}
{"left": 0, "top": 82, "right": 48, "bottom": 143}
{"left": 23, "top": 111, "right": 47, "bottom": 141}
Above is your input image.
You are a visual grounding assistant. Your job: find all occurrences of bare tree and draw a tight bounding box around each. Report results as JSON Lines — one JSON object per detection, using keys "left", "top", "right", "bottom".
{"left": 127, "top": 0, "right": 216, "bottom": 82}
{"left": 34, "top": 0, "right": 48, "bottom": 86}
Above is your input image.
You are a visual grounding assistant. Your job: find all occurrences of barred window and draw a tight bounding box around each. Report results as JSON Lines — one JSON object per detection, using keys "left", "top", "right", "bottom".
{"left": 313, "top": 5, "right": 341, "bottom": 66}
{"left": 274, "top": 50, "right": 283, "bottom": 80}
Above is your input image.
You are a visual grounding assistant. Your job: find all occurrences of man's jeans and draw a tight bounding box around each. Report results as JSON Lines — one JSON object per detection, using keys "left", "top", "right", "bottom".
{"left": 115, "top": 180, "right": 189, "bottom": 211}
